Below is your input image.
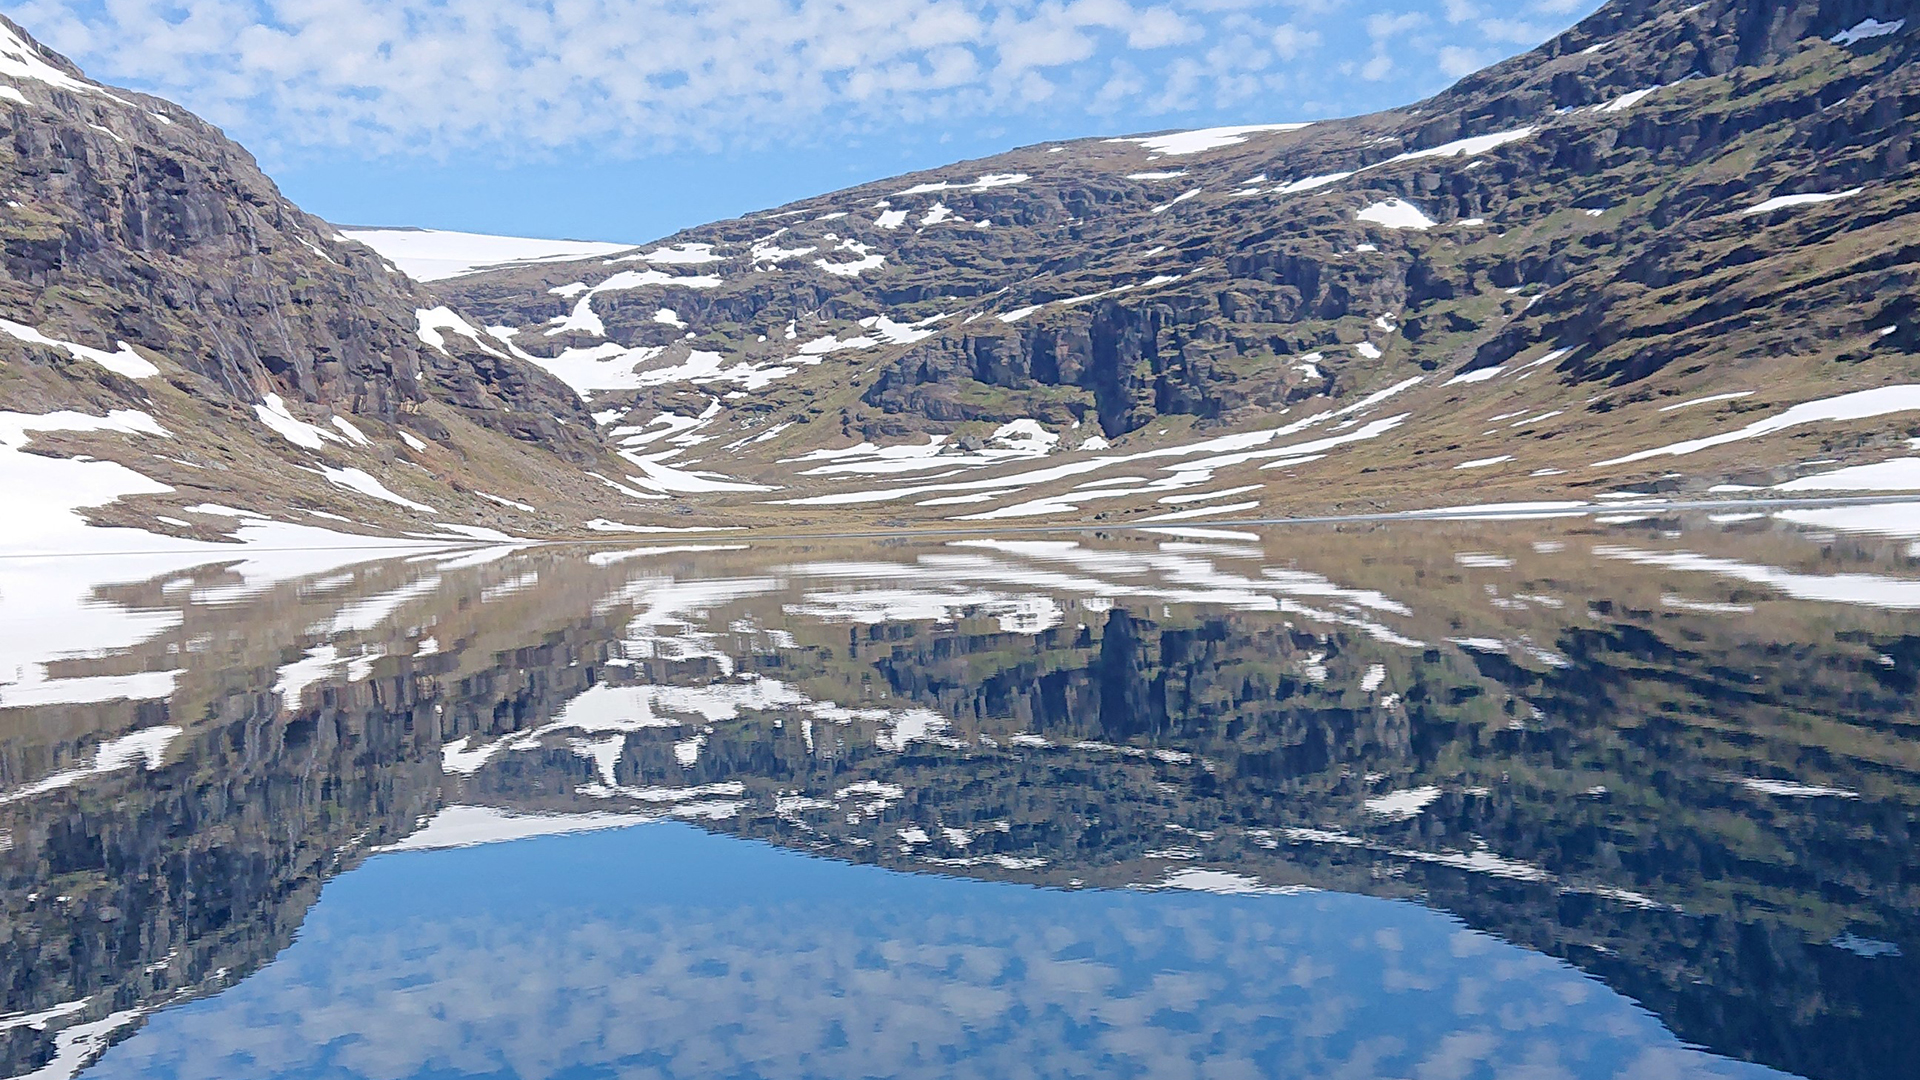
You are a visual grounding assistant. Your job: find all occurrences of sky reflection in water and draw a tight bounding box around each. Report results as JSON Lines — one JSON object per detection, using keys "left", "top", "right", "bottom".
{"left": 5, "top": 511, "right": 1920, "bottom": 1080}
{"left": 88, "top": 823, "right": 1779, "bottom": 1080}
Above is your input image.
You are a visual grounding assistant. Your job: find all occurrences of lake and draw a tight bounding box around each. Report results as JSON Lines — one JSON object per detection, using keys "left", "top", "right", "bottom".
{"left": 3, "top": 507, "right": 1918, "bottom": 1079}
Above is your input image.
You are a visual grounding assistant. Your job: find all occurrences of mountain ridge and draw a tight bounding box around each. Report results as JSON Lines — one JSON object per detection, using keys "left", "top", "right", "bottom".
{"left": 1, "top": 0, "right": 1917, "bottom": 548}
{"left": 421, "top": 0, "right": 1920, "bottom": 530}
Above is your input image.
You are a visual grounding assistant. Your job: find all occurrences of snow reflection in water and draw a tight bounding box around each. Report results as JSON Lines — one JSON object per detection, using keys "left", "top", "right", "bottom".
{"left": 3, "top": 511, "right": 1919, "bottom": 1079}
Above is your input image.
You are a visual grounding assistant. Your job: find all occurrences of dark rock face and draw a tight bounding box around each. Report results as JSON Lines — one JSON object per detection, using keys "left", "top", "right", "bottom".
{"left": 0, "top": 15, "right": 598, "bottom": 459}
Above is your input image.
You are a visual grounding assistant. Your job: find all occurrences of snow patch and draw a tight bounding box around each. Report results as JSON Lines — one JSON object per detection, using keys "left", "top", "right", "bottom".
{"left": 1108, "top": 124, "right": 1310, "bottom": 156}
{"left": 1831, "top": 18, "right": 1904, "bottom": 45}
{"left": 896, "top": 172, "right": 1028, "bottom": 196}
{"left": 1775, "top": 458, "right": 1920, "bottom": 492}
{"left": 376, "top": 806, "right": 654, "bottom": 852}
{"left": 318, "top": 465, "right": 436, "bottom": 513}
{"left": 255, "top": 394, "right": 342, "bottom": 450}
{"left": 1597, "top": 385, "right": 1920, "bottom": 466}
{"left": 1365, "top": 786, "right": 1441, "bottom": 820}
{"left": 1356, "top": 198, "right": 1436, "bottom": 230}
{"left": 0, "top": 318, "right": 156, "bottom": 379}
{"left": 1743, "top": 189, "right": 1865, "bottom": 215}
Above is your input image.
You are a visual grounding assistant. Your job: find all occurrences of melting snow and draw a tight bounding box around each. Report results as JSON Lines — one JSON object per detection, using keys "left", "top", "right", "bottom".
{"left": 618, "top": 242, "right": 722, "bottom": 265}
{"left": 1831, "top": 18, "right": 1905, "bottom": 45}
{"left": 1274, "top": 172, "right": 1354, "bottom": 194}
{"left": 522, "top": 343, "right": 667, "bottom": 396}
{"left": 1108, "top": 124, "right": 1310, "bottom": 156}
{"left": 1601, "top": 87, "right": 1659, "bottom": 112}
{"left": 896, "top": 172, "right": 1028, "bottom": 196}
{"left": 591, "top": 269, "right": 723, "bottom": 291}
{"left": 815, "top": 246, "right": 887, "bottom": 277}
{"left": 1741, "top": 778, "right": 1859, "bottom": 799}
{"left": 0, "top": 21, "right": 119, "bottom": 99}
{"left": 330, "top": 416, "right": 372, "bottom": 446}
{"left": 1150, "top": 190, "right": 1200, "bottom": 214}
{"left": 1775, "top": 458, "right": 1920, "bottom": 492}
{"left": 1385, "top": 127, "right": 1533, "bottom": 163}
{"left": 255, "top": 394, "right": 343, "bottom": 450}
{"left": 1442, "top": 366, "right": 1504, "bottom": 386}
{"left": 416, "top": 306, "right": 505, "bottom": 356}
{"left": 1597, "top": 385, "right": 1920, "bottom": 466}
{"left": 0, "top": 318, "right": 156, "bottom": 379}
{"left": 376, "top": 806, "right": 655, "bottom": 851}
{"left": 1365, "top": 786, "right": 1441, "bottom": 820}
{"left": 318, "top": 465, "right": 436, "bottom": 513}
{"left": 1743, "top": 188, "right": 1865, "bottom": 215}
{"left": 863, "top": 314, "right": 941, "bottom": 345}
{"left": 1356, "top": 198, "right": 1436, "bottom": 230}
{"left": 1659, "top": 391, "right": 1755, "bottom": 412}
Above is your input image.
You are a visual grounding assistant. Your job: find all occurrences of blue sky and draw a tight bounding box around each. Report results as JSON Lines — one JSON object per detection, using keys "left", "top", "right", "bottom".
{"left": 19, "top": 0, "right": 1602, "bottom": 243}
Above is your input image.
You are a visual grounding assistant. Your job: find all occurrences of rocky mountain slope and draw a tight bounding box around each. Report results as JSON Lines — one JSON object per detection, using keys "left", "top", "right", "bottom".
{"left": 418, "top": 0, "right": 1920, "bottom": 530}
{"left": 0, "top": 16, "right": 643, "bottom": 548}
{"left": 1, "top": 0, "right": 1917, "bottom": 548}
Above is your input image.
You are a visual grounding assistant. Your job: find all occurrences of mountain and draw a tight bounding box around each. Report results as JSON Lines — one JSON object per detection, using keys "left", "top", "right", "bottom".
{"left": 0, "top": 16, "right": 643, "bottom": 547}
{"left": 1, "top": 0, "right": 1917, "bottom": 548}
{"left": 419, "top": 0, "right": 1920, "bottom": 528}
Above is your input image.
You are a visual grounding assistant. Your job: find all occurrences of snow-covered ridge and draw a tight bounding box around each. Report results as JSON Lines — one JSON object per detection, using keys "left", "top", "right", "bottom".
{"left": 0, "top": 20, "right": 125, "bottom": 102}
{"left": 341, "top": 227, "right": 634, "bottom": 281}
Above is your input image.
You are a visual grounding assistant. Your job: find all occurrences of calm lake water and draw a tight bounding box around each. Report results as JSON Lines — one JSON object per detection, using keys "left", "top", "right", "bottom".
{"left": 4, "top": 508, "right": 1919, "bottom": 1079}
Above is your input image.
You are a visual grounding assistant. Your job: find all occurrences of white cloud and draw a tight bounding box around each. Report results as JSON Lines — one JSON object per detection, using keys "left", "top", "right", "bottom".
{"left": 1270, "top": 23, "right": 1322, "bottom": 60}
{"left": 8, "top": 0, "right": 1602, "bottom": 165}
{"left": 1359, "top": 9, "right": 1429, "bottom": 84}
{"left": 1477, "top": 17, "right": 1556, "bottom": 43}
{"left": 1125, "top": 6, "right": 1203, "bottom": 48}
{"left": 996, "top": 22, "right": 1098, "bottom": 72}
{"left": 1437, "top": 45, "right": 1487, "bottom": 77}
{"left": 1365, "top": 11, "right": 1430, "bottom": 38}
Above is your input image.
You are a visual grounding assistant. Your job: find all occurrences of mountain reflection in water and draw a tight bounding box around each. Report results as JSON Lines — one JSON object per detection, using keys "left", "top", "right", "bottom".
{"left": 3, "top": 510, "right": 1918, "bottom": 1079}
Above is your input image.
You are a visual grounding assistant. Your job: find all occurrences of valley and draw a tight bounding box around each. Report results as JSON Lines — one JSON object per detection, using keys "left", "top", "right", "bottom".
{"left": 0, "top": 2, "right": 1913, "bottom": 551}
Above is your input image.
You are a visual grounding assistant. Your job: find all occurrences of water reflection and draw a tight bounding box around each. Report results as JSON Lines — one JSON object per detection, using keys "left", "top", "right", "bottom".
{"left": 2, "top": 510, "right": 1918, "bottom": 1079}
{"left": 90, "top": 825, "right": 1777, "bottom": 1080}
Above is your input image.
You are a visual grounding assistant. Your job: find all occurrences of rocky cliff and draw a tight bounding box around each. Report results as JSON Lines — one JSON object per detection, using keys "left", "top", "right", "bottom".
{"left": 0, "top": 16, "right": 645, "bottom": 542}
